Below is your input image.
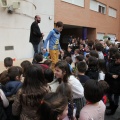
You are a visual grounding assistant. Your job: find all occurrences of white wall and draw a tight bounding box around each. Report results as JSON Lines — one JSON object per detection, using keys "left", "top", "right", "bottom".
{"left": 0, "top": 0, "right": 54, "bottom": 61}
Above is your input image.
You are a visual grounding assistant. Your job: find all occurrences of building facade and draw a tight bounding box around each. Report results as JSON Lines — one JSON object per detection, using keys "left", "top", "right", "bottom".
{"left": 55, "top": 0, "right": 120, "bottom": 42}
{"left": 0, "top": 0, "right": 54, "bottom": 61}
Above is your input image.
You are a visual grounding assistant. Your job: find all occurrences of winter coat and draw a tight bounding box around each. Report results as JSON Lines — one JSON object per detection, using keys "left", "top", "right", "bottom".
{"left": 105, "top": 62, "right": 120, "bottom": 94}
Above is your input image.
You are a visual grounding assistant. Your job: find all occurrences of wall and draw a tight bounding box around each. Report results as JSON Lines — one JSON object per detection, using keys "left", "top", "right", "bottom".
{"left": 0, "top": 0, "right": 54, "bottom": 61}
{"left": 55, "top": 0, "right": 120, "bottom": 40}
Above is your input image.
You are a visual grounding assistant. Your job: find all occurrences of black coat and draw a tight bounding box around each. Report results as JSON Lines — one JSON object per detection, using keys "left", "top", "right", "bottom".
{"left": 29, "top": 21, "right": 42, "bottom": 45}
{"left": 105, "top": 62, "right": 120, "bottom": 94}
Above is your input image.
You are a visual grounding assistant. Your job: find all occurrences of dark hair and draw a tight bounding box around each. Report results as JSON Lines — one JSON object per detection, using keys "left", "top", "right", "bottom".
{"left": 55, "top": 60, "right": 71, "bottom": 83}
{"left": 77, "top": 61, "right": 87, "bottom": 73}
{"left": 56, "top": 82, "right": 72, "bottom": 101}
{"left": 34, "top": 53, "right": 43, "bottom": 63}
{"left": 115, "top": 52, "right": 120, "bottom": 59}
{"left": 35, "top": 15, "right": 38, "bottom": 19}
{"left": 21, "top": 60, "right": 32, "bottom": 77}
{"left": 95, "top": 43, "right": 103, "bottom": 51}
{"left": 56, "top": 21, "right": 63, "bottom": 27}
{"left": 84, "top": 79, "right": 104, "bottom": 103}
{"left": 22, "top": 65, "right": 47, "bottom": 106}
{"left": 44, "top": 68, "right": 54, "bottom": 83}
{"left": 65, "top": 56, "right": 72, "bottom": 65}
{"left": 8, "top": 66, "right": 22, "bottom": 81}
{"left": 38, "top": 92, "right": 68, "bottom": 120}
{"left": 98, "top": 80, "right": 109, "bottom": 94}
{"left": 98, "top": 59, "right": 107, "bottom": 73}
{"left": 4, "top": 57, "right": 13, "bottom": 68}
{"left": 90, "top": 50, "right": 99, "bottom": 58}
{"left": 109, "top": 47, "right": 118, "bottom": 60}
{"left": 80, "top": 44, "right": 85, "bottom": 48}
{"left": 75, "top": 55, "right": 84, "bottom": 62}
{"left": 0, "top": 70, "right": 9, "bottom": 85}
{"left": 0, "top": 66, "right": 22, "bottom": 84}
{"left": 44, "top": 60, "right": 52, "bottom": 67}
{"left": 35, "top": 15, "right": 39, "bottom": 19}
{"left": 88, "top": 56, "right": 98, "bottom": 67}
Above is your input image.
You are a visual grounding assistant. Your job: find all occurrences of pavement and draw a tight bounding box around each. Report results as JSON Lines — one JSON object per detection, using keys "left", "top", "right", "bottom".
{"left": 105, "top": 103, "right": 120, "bottom": 120}
{"left": 0, "top": 58, "right": 120, "bottom": 120}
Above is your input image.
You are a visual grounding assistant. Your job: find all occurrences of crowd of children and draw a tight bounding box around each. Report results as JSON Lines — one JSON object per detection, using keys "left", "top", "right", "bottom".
{"left": 0, "top": 37, "right": 120, "bottom": 120}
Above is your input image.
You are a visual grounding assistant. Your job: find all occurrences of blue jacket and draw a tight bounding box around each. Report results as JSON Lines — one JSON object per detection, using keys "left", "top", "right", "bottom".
{"left": 4, "top": 81, "right": 22, "bottom": 97}
{"left": 43, "top": 29, "right": 61, "bottom": 50}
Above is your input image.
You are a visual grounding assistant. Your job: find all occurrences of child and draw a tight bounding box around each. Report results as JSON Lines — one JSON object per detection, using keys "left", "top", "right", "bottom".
{"left": 43, "top": 21, "right": 64, "bottom": 70}
{"left": 75, "top": 54, "right": 84, "bottom": 65}
{"left": 89, "top": 50, "right": 99, "bottom": 59}
{"left": 65, "top": 56, "right": 73, "bottom": 73}
{"left": 2, "top": 66, "right": 23, "bottom": 120}
{"left": 79, "top": 79, "right": 106, "bottom": 120}
{"left": 3, "top": 66, "right": 23, "bottom": 97}
{"left": 52, "top": 60, "right": 84, "bottom": 119}
{"left": 86, "top": 56, "right": 99, "bottom": 80}
{"left": 0, "top": 57, "right": 13, "bottom": 85}
{"left": 4, "top": 57, "right": 13, "bottom": 69}
{"left": 21, "top": 60, "right": 32, "bottom": 77}
{"left": 72, "top": 49, "right": 80, "bottom": 63}
{"left": 77, "top": 61, "right": 90, "bottom": 86}
{"left": 12, "top": 65, "right": 50, "bottom": 119}
{"left": 37, "top": 92, "right": 68, "bottom": 120}
{"left": 56, "top": 83, "right": 76, "bottom": 120}
{"left": 34, "top": 53, "right": 49, "bottom": 72}
{"left": 99, "top": 80, "right": 109, "bottom": 104}
{"left": 44, "top": 59, "right": 52, "bottom": 67}
{"left": 44, "top": 68, "right": 54, "bottom": 83}
{"left": 0, "top": 70, "right": 9, "bottom": 85}
{"left": 95, "top": 43, "right": 104, "bottom": 59}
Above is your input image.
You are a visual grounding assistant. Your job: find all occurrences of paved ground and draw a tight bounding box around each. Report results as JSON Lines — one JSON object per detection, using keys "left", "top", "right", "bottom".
{"left": 105, "top": 104, "right": 120, "bottom": 120}
{"left": 0, "top": 58, "right": 120, "bottom": 120}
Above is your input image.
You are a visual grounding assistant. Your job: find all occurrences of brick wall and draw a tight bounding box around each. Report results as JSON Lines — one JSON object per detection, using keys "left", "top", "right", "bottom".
{"left": 55, "top": 0, "right": 120, "bottom": 40}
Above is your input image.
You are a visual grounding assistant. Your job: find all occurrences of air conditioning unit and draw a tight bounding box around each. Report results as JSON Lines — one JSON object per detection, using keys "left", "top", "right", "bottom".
{"left": 12, "top": 1, "right": 20, "bottom": 9}
{"left": 0, "top": 0, "right": 8, "bottom": 7}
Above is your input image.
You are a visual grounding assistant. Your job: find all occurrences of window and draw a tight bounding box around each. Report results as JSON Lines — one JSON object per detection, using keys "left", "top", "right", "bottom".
{"left": 90, "top": 0, "right": 98, "bottom": 12}
{"left": 108, "top": 7, "right": 117, "bottom": 18}
{"left": 98, "top": 5, "right": 105, "bottom": 14}
{"left": 62, "top": 0, "right": 84, "bottom": 7}
{"left": 97, "top": 33, "right": 105, "bottom": 40}
{"left": 107, "top": 34, "right": 116, "bottom": 43}
{"left": 90, "top": 0, "right": 106, "bottom": 14}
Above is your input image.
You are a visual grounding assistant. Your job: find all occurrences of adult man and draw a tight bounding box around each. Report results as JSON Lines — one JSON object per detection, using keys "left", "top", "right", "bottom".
{"left": 29, "top": 15, "right": 44, "bottom": 63}
{"left": 43, "top": 21, "right": 63, "bottom": 70}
